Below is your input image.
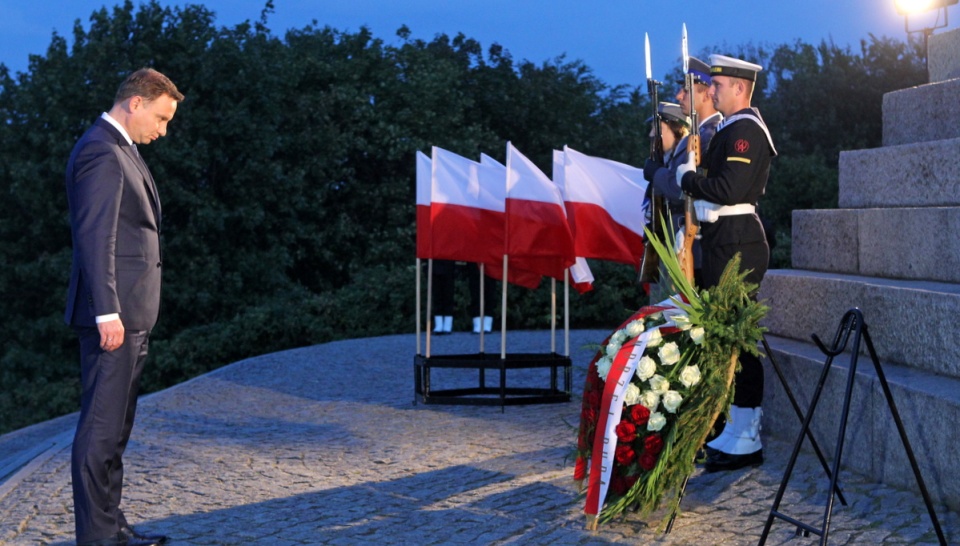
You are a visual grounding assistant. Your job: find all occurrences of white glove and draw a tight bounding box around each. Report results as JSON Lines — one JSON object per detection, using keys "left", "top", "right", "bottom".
{"left": 676, "top": 152, "right": 696, "bottom": 187}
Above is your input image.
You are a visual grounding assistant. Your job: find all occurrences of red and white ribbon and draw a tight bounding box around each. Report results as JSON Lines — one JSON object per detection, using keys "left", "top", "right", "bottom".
{"left": 583, "top": 298, "right": 686, "bottom": 519}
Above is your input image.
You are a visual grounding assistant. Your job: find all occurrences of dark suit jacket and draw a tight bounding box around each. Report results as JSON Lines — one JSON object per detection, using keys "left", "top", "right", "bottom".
{"left": 65, "top": 117, "right": 162, "bottom": 331}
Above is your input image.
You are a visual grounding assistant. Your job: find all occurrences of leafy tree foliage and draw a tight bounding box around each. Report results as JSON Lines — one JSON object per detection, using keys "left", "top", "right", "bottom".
{"left": 0, "top": 1, "right": 925, "bottom": 433}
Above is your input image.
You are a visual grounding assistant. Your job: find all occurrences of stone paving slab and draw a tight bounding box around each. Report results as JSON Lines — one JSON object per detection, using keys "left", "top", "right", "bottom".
{"left": 0, "top": 330, "right": 956, "bottom": 545}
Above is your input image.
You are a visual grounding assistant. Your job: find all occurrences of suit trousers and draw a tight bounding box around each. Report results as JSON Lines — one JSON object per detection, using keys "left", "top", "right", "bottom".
{"left": 72, "top": 327, "right": 150, "bottom": 543}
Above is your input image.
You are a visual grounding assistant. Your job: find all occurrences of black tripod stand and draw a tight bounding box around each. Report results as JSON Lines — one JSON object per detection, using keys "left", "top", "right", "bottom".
{"left": 664, "top": 332, "right": 848, "bottom": 533}
{"left": 758, "top": 308, "right": 947, "bottom": 546}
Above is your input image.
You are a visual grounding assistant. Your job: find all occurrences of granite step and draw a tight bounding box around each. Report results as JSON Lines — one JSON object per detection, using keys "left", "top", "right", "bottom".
{"left": 790, "top": 207, "right": 960, "bottom": 282}
{"left": 838, "top": 136, "right": 960, "bottom": 209}
{"left": 882, "top": 77, "right": 960, "bottom": 147}
{"left": 758, "top": 269, "right": 960, "bottom": 379}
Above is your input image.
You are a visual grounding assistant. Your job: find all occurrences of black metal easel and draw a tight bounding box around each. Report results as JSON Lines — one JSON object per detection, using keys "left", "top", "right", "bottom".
{"left": 758, "top": 308, "right": 947, "bottom": 546}
{"left": 664, "top": 333, "right": 848, "bottom": 534}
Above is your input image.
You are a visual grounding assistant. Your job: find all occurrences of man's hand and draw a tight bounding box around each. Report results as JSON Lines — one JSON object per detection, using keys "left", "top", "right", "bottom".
{"left": 676, "top": 152, "right": 696, "bottom": 187}
{"left": 98, "top": 319, "right": 125, "bottom": 352}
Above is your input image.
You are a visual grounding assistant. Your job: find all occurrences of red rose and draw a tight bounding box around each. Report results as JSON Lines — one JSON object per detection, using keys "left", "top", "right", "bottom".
{"left": 638, "top": 451, "right": 658, "bottom": 471}
{"left": 615, "top": 420, "right": 637, "bottom": 443}
{"left": 615, "top": 444, "right": 636, "bottom": 465}
{"left": 573, "top": 457, "right": 587, "bottom": 480}
{"left": 630, "top": 404, "right": 650, "bottom": 426}
{"left": 581, "top": 406, "right": 598, "bottom": 425}
{"left": 611, "top": 472, "right": 638, "bottom": 495}
{"left": 610, "top": 473, "right": 628, "bottom": 495}
{"left": 643, "top": 433, "right": 664, "bottom": 455}
{"left": 585, "top": 390, "right": 601, "bottom": 408}
{"left": 587, "top": 362, "right": 604, "bottom": 386}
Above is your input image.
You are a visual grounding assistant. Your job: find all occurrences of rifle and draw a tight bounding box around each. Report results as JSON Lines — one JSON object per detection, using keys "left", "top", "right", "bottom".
{"left": 638, "top": 33, "right": 667, "bottom": 284}
{"left": 678, "top": 24, "right": 700, "bottom": 285}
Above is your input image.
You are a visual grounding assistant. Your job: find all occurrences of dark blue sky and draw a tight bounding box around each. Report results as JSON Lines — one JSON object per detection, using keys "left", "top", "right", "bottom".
{"left": 1, "top": 1, "right": 955, "bottom": 88}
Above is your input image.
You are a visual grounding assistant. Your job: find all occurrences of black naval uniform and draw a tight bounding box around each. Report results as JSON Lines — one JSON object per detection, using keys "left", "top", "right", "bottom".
{"left": 679, "top": 106, "right": 776, "bottom": 408}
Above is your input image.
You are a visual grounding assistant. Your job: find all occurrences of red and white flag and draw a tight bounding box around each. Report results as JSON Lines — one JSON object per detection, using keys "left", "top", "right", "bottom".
{"left": 505, "top": 142, "right": 575, "bottom": 281}
{"left": 477, "top": 153, "right": 543, "bottom": 290}
{"left": 429, "top": 147, "right": 503, "bottom": 266}
{"left": 415, "top": 150, "right": 432, "bottom": 259}
{"left": 553, "top": 150, "right": 594, "bottom": 293}
{"left": 560, "top": 146, "right": 647, "bottom": 267}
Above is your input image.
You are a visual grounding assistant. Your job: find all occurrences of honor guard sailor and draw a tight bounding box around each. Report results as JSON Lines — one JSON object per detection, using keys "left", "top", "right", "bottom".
{"left": 676, "top": 54, "right": 777, "bottom": 472}
{"left": 675, "top": 56, "right": 722, "bottom": 162}
{"left": 642, "top": 102, "right": 690, "bottom": 301}
{"left": 644, "top": 56, "right": 722, "bottom": 287}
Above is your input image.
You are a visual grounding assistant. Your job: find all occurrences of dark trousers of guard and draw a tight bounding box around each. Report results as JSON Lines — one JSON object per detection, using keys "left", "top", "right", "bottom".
{"left": 700, "top": 238, "right": 768, "bottom": 471}
{"left": 72, "top": 326, "right": 150, "bottom": 544}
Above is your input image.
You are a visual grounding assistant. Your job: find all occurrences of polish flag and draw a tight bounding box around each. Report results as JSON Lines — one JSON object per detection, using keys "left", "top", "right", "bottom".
{"left": 415, "top": 150, "right": 432, "bottom": 259}
{"left": 560, "top": 146, "right": 647, "bottom": 267}
{"left": 429, "top": 147, "right": 503, "bottom": 266}
{"left": 505, "top": 142, "right": 575, "bottom": 281}
{"left": 553, "top": 150, "right": 594, "bottom": 293}
{"left": 477, "top": 153, "right": 543, "bottom": 290}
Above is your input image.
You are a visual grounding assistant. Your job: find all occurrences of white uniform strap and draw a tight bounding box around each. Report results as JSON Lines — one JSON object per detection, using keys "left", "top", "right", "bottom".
{"left": 694, "top": 201, "right": 756, "bottom": 223}
{"left": 716, "top": 108, "right": 777, "bottom": 156}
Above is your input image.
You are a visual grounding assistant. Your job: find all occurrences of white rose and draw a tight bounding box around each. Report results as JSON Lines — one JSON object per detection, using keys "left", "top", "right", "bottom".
{"left": 672, "top": 313, "right": 692, "bottom": 331}
{"left": 649, "top": 374, "right": 670, "bottom": 394}
{"left": 605, "top": 340, "right": 621, "bottom": 358}
{"left": 662, "top": 390, "right": 683, "bottom": 413}
{"left": 646, "top": 328, "right": 663, "bottom": 348}
{"left": 635, "top": 356, "right": 657, "bottom": 381}
{"left": 658, "top": 342, "right": 681, "bottom": 366}
{"left": 611, "top": 330, "right": 627, "bottom": 344}
{"left": 679, "top": 364, "right": 702, "bottom": 388}
{"left": 690, "top": 327, "right": 705, "bottom": 345}
{"left": 639, "top": 390, "right": 660, "bottom": 410}
{"left": 623, "top": 383, "right": 641, "bottom": 406}
{"left": 626, "top": 319, "right": 645, "bottom": 338}
{"left": 596, "top": 356, "right": 613, "bottom": 382}
{"left": 647, "top": 411, "right": 667, "bottom": 432}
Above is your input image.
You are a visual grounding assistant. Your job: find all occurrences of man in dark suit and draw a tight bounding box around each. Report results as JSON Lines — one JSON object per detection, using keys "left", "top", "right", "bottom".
{"left": 65, "top": 68, "right": 183, "bottom": 546}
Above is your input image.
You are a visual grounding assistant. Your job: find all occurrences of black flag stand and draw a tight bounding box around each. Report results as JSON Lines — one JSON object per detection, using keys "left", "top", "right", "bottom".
{"left": 757, "top": 308, "right": 947, "bottom": 546}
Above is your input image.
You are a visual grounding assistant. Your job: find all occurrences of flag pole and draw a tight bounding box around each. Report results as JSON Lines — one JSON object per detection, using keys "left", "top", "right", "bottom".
{"left": 426, "top": 258, "right": 433, "bottom": 358}
{"left": 501, "top": 255, "right": 508, "bottom": 360}
{"left": 564, "top": 269, "right": 570, "bottom": 356}
{"left": 550, "top": 277, "right": 557, "bottom": 354}
{"left": 479, "top": 262, "right": 486, "bottom": 353}
{"left": 416, "top": 258, "right": 422, "bottom": 355}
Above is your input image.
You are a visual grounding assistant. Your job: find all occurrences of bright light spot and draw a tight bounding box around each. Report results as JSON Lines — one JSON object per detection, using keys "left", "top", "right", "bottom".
{"left": 895, "top": 0, "right": 951, "bottom": 14}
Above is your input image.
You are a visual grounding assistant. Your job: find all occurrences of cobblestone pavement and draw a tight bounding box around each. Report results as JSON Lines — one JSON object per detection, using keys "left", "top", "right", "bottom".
{"left": 0, "top": 330, "right": 956, "bottom": 545}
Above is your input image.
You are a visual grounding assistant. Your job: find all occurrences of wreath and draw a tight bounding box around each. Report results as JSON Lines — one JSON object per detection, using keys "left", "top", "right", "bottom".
{"left": 574, "top": 225, "right": 768, "bottom": 529}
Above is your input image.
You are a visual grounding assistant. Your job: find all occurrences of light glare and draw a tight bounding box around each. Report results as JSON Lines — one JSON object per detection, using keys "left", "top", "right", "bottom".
{"left": 895, "top": 0, "right": 953, "bottom": 14}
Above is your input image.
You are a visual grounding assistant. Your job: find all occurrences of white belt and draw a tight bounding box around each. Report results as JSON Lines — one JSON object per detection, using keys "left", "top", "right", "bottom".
{"left": 693, "top": 201, "right": 756, "bottom": 223}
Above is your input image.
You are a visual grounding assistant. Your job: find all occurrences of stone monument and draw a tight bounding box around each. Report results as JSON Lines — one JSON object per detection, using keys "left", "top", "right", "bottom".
{"left": 759, "top": 26, "right": 960, "bottom": 512}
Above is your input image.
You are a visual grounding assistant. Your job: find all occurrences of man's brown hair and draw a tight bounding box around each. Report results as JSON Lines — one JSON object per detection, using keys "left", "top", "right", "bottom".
{"left": 114, "top": 68, "right": 184, "bottom": 104}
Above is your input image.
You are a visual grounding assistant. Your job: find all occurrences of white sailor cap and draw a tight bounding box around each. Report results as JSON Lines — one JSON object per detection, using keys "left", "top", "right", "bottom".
{"left": 709, "top": 54, "right": 763, "bottom": 82}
